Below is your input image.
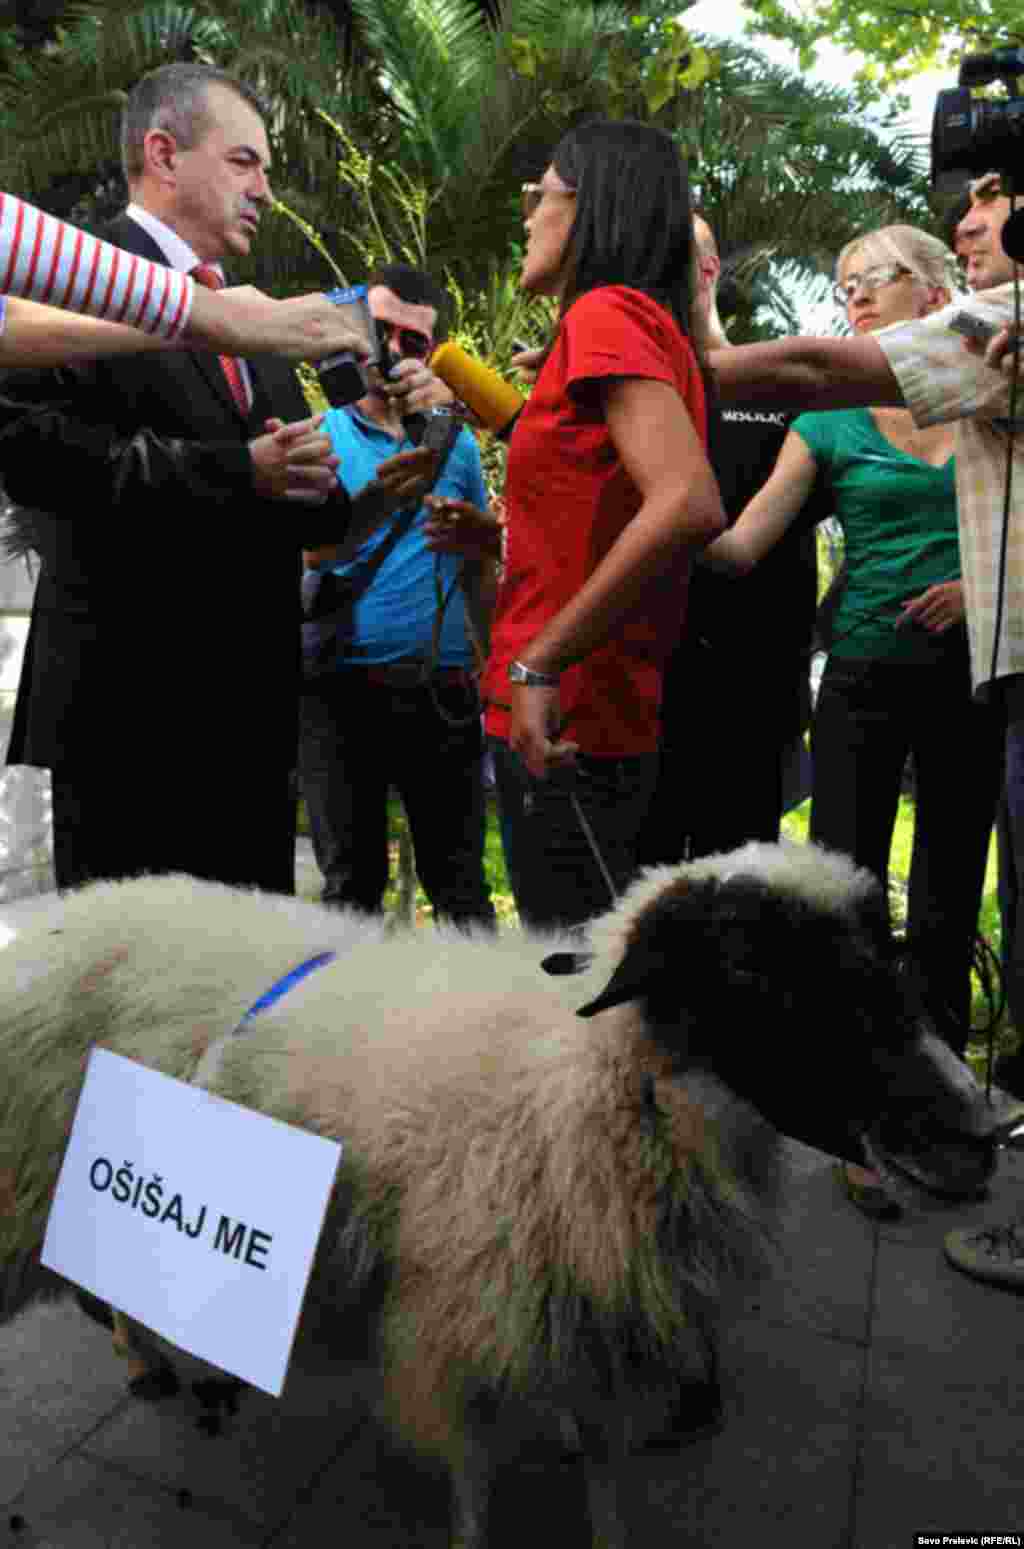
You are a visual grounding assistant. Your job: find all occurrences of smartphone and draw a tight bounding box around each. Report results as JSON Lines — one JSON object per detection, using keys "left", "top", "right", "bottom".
{"left": 947, "top": 309, "right": 1000, "bottom": 345}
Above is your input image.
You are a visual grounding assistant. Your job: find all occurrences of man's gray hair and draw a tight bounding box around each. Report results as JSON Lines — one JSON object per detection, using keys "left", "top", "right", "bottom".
{"left": 121, "top": 63, "right": 266, "bottom": 180}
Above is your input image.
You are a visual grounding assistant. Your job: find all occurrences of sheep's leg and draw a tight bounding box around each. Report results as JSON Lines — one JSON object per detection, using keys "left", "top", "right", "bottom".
{"left": 448, "top": 1427, "right": 496, "bottom": 1549}
{"left": 574, "top": 1410, "right": 633, "bottom": 1549}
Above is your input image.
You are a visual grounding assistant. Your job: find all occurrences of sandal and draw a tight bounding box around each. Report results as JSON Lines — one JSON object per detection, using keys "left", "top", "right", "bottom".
{"left": 835, "top": 1161, "right": 900, "bottom": 1221}
{"left": 944, "top": 1218, "right": 1024, "bottom": 1289}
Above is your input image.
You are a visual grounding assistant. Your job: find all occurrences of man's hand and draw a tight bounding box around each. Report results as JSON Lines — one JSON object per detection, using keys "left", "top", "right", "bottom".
{"left": 186, "top": 285, "right": 373, "bottom": 364}
{"left": 370, "top": 445, "right": 440, "bottom": 507}
{"left": 975, "top": 322, "right": 1023, "bottom": 377}
{"left": 251, "top": 415, "right": 339, "bottom": 502}
{"left": 508, "top": 682, "right": 579, "bottom": 780}
{"left": 424, "top": 496, "right": 503, "bottom": 561}
{"left": 898, "top": 580, "right": 965, "bottom": 635}
{"left": 378, "top": 356, "right": 455, "bottom": 417}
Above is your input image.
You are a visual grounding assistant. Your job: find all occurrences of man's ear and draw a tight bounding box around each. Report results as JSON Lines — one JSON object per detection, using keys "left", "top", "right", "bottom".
{"left": 143, "top": 128, "right": 178, "bottom": 185}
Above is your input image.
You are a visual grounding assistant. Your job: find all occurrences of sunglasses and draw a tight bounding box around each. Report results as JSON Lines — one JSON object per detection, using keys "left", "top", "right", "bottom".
{"left": 521, "top": 182, "right": 576, "bottom": 221}
{"left": 374, "top": 318, "right": 433, "bottom": 361}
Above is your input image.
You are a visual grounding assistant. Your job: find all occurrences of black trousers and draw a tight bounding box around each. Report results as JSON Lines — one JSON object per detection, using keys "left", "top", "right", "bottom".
{"left": 637, "top": 639, "right": 800, "bottom": 867}
{"left": 490, "top": 737, "right": 658, "bottom": 932}
{"left": 51, "top": 760, "right": 296, "bottom": 895}
{"left": 809, "top": 646, "right": 1003, "bottom": 1050}
{"left": 298, "top": 671, "right": 495, "bottom": 928}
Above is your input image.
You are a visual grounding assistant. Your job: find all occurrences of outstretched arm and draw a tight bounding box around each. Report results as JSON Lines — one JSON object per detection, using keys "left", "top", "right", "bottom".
{"left": 700, "top": 430, "right": 818, "bottom": 574}
{"left": 709, "top": 334, "right": 904, "bottom": 411}
{"left": 0, "top": 195, "right": 368, "bottom": 365}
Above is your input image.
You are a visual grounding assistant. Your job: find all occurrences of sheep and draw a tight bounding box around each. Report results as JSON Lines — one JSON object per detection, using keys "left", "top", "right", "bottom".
{"left": 1, "top": 840, "right": 1021, "bottom": 1549}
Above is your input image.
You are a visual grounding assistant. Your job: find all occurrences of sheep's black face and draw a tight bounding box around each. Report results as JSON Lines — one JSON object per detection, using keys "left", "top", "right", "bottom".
{"left": 578, "top": 871, "right": 1024, "bottom": 1191}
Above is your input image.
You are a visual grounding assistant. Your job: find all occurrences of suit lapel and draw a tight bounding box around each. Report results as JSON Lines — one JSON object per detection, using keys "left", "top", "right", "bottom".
{"left": 104, "top": 213, "right": 250, "bottom": 427}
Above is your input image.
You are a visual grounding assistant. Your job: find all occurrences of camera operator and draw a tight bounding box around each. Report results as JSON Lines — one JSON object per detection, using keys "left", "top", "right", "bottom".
{"left": 298, "top": 265, "right": 497, "bottom": 930}
{"left": 711, "top": 108, "right": 1024, "bottom": 1280}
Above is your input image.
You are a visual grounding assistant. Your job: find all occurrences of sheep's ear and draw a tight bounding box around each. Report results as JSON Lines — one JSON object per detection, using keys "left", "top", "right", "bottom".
{"left": 541, "top": 951, "right": 593, "bottom": 977}
{"left": 575, "top": 937, "right": 666, "bottom": 1018}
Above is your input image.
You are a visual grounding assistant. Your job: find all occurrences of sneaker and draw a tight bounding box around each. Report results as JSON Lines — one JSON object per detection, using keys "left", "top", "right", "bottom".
{"left": 944, "top": 1217, "right": 1024, "bottom": 1289}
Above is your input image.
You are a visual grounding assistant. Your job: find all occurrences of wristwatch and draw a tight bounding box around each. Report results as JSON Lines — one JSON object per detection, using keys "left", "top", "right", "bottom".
{"left": 508, "top": 659, "right": 560, "bottom": 687}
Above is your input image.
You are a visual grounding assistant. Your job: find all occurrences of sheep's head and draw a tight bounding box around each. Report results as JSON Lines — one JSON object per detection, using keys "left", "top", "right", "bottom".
{"left": 575, "top": 842, "right": 1024, "bottom": 1198}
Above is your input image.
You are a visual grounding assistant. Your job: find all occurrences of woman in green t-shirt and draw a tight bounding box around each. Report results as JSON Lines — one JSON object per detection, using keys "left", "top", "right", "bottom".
{"left": 702, "top": 223, "right": 1003, "bottom": 1218}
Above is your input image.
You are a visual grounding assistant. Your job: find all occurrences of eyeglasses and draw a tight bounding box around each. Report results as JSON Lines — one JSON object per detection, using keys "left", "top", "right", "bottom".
{"left": 374, "top": 318, "right": 433, "bottom": 361}
{"left": 832, "top": 264, "right": 912, "bottom": 307}
{"left": 521, "top": 181, "right": 576, "bottom": 221}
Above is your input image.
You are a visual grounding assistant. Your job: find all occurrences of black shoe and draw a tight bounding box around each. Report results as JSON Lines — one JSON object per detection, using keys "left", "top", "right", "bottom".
{"left": 994, "top": 1048, "right": 1024, "bottom": 1100}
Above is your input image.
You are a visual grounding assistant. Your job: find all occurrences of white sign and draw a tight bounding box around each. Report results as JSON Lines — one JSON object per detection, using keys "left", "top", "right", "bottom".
{"left": 42, "top": 1047, "right": 342, "bottom": 1397}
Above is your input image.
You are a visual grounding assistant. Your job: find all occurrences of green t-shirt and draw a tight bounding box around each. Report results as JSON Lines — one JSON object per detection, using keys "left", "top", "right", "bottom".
{"left": 791, "top": 407, "right": 961, "bottom": 664}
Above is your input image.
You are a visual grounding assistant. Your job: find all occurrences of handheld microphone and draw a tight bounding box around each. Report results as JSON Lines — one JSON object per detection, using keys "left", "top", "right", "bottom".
{"left": 429, "top": 342, "right": 525, "bottom": 439}
{"left": 318, "top": 285, "right": 378, "bottom": 406}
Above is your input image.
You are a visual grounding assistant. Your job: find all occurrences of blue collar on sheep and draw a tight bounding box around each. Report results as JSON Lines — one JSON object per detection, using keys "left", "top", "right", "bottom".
{"left": 234, "top": 951, "right": 337, "bottom": 1031}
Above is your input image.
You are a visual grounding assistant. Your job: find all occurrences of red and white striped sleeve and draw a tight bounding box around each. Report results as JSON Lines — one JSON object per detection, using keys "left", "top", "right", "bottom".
{"left": 0, "top": 192, "right": 193, "bottom": 340}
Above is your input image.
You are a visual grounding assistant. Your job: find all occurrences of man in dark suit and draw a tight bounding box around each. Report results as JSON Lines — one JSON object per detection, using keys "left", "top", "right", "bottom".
{"left": 0, "top": 63, "right": 351, "bottom": 895}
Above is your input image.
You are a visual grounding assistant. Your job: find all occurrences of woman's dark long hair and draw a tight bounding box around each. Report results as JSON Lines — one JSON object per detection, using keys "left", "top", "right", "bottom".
{"left": 551, "top": 118, "right": 697, "bottom": 348}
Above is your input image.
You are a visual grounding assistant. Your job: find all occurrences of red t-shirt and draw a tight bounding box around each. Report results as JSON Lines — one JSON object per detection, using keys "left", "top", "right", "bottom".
{"left": 483, "top": 285, "right": 707, "bottom": 756}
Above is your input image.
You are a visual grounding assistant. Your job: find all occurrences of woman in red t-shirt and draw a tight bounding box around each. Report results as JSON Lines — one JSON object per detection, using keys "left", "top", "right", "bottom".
{"left": 481, "top": 120, "right": 724, "bottom": 929}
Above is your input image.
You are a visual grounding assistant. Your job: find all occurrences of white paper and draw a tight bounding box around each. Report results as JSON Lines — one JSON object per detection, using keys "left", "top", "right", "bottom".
{"left": 42, "top": 1047, "right": 342, "bottom": 1396}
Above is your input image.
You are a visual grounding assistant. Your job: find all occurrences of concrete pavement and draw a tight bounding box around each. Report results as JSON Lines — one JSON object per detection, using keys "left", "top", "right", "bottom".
{"left": 2, "top": 868, "right": 1022, "bottom": 1548}
{"left": 3, "top": 1140, "right": 1022, "bottom": 1549}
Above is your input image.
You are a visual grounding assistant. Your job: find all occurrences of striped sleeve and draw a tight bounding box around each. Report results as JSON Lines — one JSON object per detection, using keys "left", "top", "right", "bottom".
{"left": 0, "top": 191, "right": 193, "bottom": 340}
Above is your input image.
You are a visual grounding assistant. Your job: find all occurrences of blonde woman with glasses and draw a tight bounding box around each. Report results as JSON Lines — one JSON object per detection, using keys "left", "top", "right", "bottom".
{"left": 702, "top": 223, "right": 1004, "bottom": 1219}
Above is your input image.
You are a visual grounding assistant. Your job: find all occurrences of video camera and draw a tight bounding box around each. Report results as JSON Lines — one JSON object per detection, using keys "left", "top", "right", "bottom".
{"left": 932, "top": 47, "right": 1024, "bottom": 190}
{"left": 933, "top": 47, "right": 1024, "bottom": 259}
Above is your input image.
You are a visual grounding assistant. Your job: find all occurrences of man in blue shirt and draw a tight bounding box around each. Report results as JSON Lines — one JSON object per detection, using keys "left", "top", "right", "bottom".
{"left": 299, "top": 264, "right": 496, "bottom": 928}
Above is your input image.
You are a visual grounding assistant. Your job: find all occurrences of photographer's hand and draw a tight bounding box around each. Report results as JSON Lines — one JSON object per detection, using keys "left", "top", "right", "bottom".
{"left": 424, "top": 497, "right": 503, "bottom": 561}
{"left": 381, "top": 357, "right": 455, "bottom": 417}
{"left": 978, "top": 322, "right": 1022, "bottom": 376}
{"left": 371, "top": 445, "right": 439, "bottom": 505}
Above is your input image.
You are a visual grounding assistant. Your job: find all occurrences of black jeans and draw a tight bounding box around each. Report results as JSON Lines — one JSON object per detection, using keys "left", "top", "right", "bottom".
{"left": 489, "top": 736, "right": 658, "bottom": 932}
{"left": 810, "top": 646, "right": 1003, "bottom": 1049}
{"left": 298, "top": 671, "right": 495, "bottom": 929}
{"left": 994, "top": 676, "right": 1024, "bottom": 1040}
{"left": 637, "top": 637, "right": 800, "bottom": 866}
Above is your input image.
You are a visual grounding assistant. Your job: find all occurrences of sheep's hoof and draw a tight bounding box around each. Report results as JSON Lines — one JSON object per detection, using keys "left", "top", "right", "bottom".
{"left": 630, "top": 1376, "right": 723, "bottom": 1453}
{"left": 192, "top": 1377, "right": 246, "bottom": 1437}
{"left": 127, "top": 1364, "right": 181, "bottom": 1401}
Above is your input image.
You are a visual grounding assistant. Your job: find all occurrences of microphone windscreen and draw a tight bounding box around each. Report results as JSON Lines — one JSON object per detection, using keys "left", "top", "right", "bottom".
{"left": 429, "top": 342, "right": 524, "bottom": 435}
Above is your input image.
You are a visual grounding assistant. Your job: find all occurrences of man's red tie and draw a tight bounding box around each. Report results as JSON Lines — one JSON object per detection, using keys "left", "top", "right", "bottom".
{"left": 190, "top": 264, "right": 250, "bottom": 416}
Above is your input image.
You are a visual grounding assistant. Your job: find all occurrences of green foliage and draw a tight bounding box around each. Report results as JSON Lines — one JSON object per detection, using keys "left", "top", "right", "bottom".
{"left": 740, "top": 0, "right": 1024, "bottom": 97}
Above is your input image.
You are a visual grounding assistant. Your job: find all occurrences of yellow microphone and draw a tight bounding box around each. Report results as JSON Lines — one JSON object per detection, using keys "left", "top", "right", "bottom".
{"left": 429, "top": 342, "right": 525, "bottom": 440}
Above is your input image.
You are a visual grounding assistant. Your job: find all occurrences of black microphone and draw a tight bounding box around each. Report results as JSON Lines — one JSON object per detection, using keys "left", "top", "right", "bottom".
{"left": 1001, "top": 207, "right": 1024, "bottom": 263}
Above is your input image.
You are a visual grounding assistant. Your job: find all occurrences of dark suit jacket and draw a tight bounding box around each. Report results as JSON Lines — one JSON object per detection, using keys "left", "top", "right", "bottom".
{"left": 0, "top": 214, "right": 347, "bottom": 781}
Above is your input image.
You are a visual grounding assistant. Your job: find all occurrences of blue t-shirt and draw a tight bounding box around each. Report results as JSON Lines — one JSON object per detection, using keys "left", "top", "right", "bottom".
{"left": 321, "top": 406, "right": 488, "bottom": 669}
